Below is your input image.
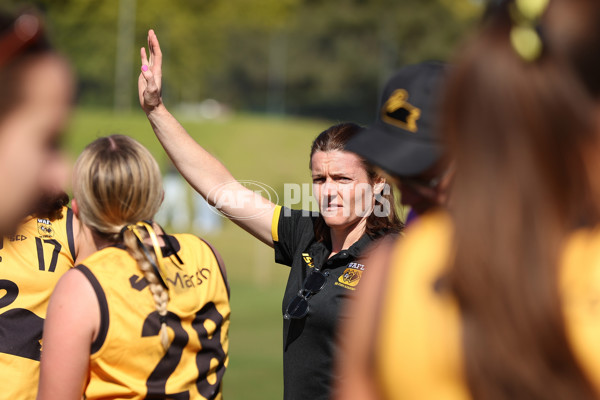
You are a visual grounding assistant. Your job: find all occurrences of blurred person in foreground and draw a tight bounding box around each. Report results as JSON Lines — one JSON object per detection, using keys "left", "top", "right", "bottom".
{"left": 0, "top": 8, "right": 82, "bottom": 400}
{"left": 138, "top": 30, "right": 402, "bottom": 399}
{"left": 335, "top": 0, "right": 600, "bottom": 399}
{"left": 0, "top": 151, "right": 86, "bottom": 400}
{"left": 0, "top": 9, "right": 73, "bottom": 235}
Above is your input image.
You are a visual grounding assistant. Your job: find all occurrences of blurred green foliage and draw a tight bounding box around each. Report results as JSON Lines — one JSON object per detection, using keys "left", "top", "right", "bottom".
{"left": 5, "top": 0, "right": 481, "bottom": 122}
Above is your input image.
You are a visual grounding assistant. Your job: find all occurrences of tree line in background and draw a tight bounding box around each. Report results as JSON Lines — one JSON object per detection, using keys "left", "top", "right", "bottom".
{"left": 5, "top": 0, "right": 481, "bottom": 122}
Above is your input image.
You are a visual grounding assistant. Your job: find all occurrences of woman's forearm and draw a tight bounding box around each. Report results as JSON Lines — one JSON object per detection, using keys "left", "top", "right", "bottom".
{"left": 139, "top": 29, "right": 276, "bottom": 245}
{"left": 145, "top": 104, "right": 234, "bottom": 206}
{"left": 145, "top": 104, "right": 276, "bottom": 245}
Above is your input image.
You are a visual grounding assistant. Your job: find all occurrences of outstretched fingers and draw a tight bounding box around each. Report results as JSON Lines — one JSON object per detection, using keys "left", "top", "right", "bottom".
{"left": 138, "top": 30, "right": 163, "bottom": 111}
{"left": 140, "top": 47, "right": 149, "bottom": 70}
{"left": 141, "top": 65, "right": 158, "bottom": 95}
{"left": 148, "top": 29, "right": 163, "bottom": 74}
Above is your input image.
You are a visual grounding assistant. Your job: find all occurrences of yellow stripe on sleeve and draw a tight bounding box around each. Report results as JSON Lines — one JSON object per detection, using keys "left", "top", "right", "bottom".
{"left": 271, "top": 205, "right": 282, "bottom": 243}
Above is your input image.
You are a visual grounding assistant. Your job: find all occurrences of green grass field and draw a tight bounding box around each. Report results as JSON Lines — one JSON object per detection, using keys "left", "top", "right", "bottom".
{"left": 64, "top": 107, "right": 332, "bottom": 400}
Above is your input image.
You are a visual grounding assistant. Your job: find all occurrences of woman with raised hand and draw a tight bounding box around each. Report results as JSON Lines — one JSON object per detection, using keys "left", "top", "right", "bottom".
{"left": 138, "top": 30, "right": 402, "bottom": 399}
{"left": 336, "top": 0, "right": 600, "bottom": 399}
{"left": 37, "top": 135, "right": 230, "bottom": 400}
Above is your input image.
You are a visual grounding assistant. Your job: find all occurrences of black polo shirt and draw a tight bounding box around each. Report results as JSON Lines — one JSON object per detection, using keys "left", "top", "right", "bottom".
{"left": 272, "top": 206, "right": 379, "bottom": 400}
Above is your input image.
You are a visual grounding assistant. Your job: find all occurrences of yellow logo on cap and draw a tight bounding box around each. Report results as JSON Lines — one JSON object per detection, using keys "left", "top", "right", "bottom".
{"left": 381, "top": 89, "right": 421, "bottom": 133}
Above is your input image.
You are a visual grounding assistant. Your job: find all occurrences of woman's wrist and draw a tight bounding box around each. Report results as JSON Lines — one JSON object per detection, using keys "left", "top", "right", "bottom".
{"left": 145, "top": 102, "right": 169, "bottom": 120}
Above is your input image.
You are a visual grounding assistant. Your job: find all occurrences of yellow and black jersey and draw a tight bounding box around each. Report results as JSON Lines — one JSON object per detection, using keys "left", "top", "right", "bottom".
{"left": 375, "top": 212, "right": 468, "bottom": 400}
{"left": 77, "top": 233, "right": 230, "bottom": 400}
{"left": 375, "top": 212, "right": 600, "bottom": 399}
{"left": 0, "top": 206, "right": 76, "bottom": 400}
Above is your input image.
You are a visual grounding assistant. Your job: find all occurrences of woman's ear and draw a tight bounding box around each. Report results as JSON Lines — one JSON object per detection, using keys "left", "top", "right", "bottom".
{"left": 71, "top": 198, "right": 79, "bottom": 217}
{"left": 373, "top": 178, "right": 386, "bottom": 196}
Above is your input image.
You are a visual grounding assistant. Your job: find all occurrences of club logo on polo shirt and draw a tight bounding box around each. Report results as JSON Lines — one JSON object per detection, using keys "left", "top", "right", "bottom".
{"left": 335, "top": 262, "right": 365, "bottom": 290}
{"left": 37, "top": 218, "right": 54, "bottom": 239}
{"left": 302, "top": 253, "right": 315, "bottom": 269}
{"left": 381, "top": 89, "right": 421, "bottom": 133}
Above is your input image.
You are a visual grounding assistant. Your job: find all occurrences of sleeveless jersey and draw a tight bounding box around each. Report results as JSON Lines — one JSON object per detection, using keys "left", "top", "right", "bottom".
{"left": 376, "top": 212, "right": 600, "bottom": 399}
{"left": 0, "top": 207, "right": 76, "bottom": 400}
{"left": 77, "top": 233, "right": 230, "bottom": 400}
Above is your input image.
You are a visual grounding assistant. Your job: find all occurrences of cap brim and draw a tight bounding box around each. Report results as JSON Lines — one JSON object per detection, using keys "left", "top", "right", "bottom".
{"left": 346, "top": 125, "right": 440, "bottom": 177}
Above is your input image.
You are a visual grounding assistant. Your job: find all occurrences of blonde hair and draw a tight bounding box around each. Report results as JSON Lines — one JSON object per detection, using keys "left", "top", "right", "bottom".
{"left": 73, "top": 135, "right": 170, "bottom": 349}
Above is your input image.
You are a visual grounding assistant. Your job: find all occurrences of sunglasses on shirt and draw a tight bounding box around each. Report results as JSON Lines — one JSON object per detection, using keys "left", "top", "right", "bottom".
{"left": 284, "top": 268, "right": 329, "bottom": 320}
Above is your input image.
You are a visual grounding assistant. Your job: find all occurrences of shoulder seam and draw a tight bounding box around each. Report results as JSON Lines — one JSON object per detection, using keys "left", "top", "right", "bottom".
{"left": 75, "top": 264, "right": 109, "bottom": 354}
{"left": 197, "top": 237, "right": 230, "bottom": 299}
{"left": 66, "top": 207, "right": 76, "bottom": 261}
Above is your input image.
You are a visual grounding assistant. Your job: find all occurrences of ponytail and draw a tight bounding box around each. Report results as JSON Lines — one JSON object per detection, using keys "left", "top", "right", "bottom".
{"left": 72, "top": 135, "right": 168, "bottom": 348}
{"left": 122, "top": 222, "right": 170, "bottom": 351}
{"left": 441, "top": 1, "right": 600, "bottom": 398}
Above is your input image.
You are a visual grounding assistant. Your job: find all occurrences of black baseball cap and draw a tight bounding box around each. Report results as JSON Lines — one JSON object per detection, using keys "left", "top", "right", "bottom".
{"left": 346, "top": 61, "right": 448, "bottom": 177}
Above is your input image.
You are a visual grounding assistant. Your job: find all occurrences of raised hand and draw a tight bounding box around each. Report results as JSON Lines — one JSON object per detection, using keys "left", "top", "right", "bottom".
{"left": 137, "top": 28, "right": 277, "bottom": 247}
{"left": 138, "top": 29, "right": 163, "bottom": 113}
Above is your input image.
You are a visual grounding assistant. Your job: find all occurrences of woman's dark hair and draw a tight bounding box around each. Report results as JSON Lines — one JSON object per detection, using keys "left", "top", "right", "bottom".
{"left": 309, "top": 122, "right": 403, "bottom": 242}
{"left": 442, "top": 0, "right": 600, "bottom": 399}
{"left": 31, "top": 191, "right": 69, "bottom": 221}
{"left": 0, "top": 9, "right": 52, "bottom": 122}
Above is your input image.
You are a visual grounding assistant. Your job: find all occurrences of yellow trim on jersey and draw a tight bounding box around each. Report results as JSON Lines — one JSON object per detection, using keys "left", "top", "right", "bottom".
{"left": 272, "top": 205, "right": 282, "bottom": 242}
